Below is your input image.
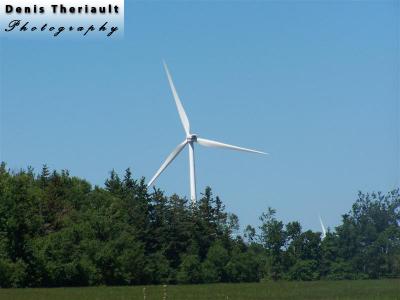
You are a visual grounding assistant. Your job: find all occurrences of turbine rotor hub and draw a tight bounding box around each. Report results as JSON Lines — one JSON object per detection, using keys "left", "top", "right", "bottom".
{"left": 187, "top": 134, "right": 197, "bottom": 143}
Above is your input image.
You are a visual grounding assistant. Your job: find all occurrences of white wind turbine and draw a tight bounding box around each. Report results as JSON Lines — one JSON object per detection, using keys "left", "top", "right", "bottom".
{"left": 148, "top": 62, "right": 267, "bottom": 203}
{"left": 319, "top": 215, "right": 327, "bottom": 239}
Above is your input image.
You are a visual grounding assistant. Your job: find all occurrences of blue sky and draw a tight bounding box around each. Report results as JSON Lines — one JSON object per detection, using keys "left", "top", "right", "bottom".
{"left": 1, "top": 1, "right": 399, "bottom": 232}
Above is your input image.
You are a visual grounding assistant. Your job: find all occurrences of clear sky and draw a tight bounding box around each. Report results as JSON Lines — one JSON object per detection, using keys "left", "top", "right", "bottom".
{"left": 1, "top": 1, "right": 399, "bottom": 232}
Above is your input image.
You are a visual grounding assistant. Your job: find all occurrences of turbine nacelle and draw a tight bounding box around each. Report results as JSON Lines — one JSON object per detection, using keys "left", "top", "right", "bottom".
{"left": 186, "top": 134, "right": 198, "bottom": 143}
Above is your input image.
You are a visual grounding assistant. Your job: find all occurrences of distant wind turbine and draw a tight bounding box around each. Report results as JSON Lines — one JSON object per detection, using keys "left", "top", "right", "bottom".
{"left": 147, "top": 62, "right": 267, "bottom": 203}
{"left": 319, "top": 215, "right": 327, "bottom": 239}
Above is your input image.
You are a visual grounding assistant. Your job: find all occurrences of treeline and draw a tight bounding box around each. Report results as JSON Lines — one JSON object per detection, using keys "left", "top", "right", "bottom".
{"left": 0, "top": 162, "right": 399, "bottom": 287}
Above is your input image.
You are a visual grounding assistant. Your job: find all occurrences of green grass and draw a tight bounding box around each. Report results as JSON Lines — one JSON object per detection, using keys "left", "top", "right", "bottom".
{"left": 0, "top": 280, "right": 399, "bottom": 300}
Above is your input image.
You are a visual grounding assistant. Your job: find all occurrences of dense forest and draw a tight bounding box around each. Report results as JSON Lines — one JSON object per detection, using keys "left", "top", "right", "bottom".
{"left": 0, "top": 162, "right": 399, "bottom": 287}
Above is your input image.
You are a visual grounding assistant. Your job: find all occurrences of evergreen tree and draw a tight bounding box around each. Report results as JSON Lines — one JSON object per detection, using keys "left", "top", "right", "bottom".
{"left": 259, "top": 208, "right": 286, "bottom": 280}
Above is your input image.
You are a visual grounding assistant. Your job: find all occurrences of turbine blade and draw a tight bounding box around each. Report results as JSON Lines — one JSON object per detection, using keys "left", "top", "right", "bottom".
{"left": 163, "top": 61, "right": 190, "bottom": 135}
{"left": 197, "top": 137, "right": 267, "bottom": 155}
{"left": 148, "top": 140, "right": 188, "bottom": 187}
{"left": 319, "top": 215, "right": 327, "bottom": 238}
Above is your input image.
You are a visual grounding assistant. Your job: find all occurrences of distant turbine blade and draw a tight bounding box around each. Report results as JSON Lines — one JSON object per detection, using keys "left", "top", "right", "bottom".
{"left": 197, "top": 137, "right": 267, "bottom": 155}
{"left": 319, "top": 215, "right": 327, "bottom": 239}
{"left": 148, "top": 140, "right": 188, "bottom": 187}
{"left": 163, "top": 61, "right": 190, "bottom": 135}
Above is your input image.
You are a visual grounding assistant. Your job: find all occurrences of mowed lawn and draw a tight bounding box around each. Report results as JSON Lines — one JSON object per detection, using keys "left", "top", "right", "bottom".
{"left": 0, "top": 280, "right": 399, "bottom": 300}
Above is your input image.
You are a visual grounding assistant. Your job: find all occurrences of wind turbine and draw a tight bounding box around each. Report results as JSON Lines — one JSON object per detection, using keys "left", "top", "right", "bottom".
{"left": 319, "top": 214, "right": 327, "bottom": 239}
{"left": 147, "top": 62, "right": 267, "bottom": 203}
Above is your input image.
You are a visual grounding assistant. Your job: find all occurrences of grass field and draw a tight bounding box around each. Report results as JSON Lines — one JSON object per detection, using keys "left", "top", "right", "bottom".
{"left": 0, "top": 279, "right": 399, "bottom": 300}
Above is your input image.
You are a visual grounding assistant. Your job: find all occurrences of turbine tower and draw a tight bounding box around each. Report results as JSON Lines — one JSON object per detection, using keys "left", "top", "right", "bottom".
{"left": 148, "top": 62, "right": 267, "bottom": 203}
